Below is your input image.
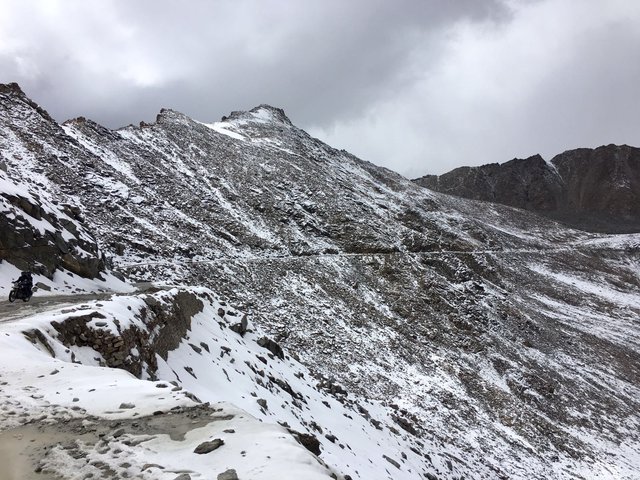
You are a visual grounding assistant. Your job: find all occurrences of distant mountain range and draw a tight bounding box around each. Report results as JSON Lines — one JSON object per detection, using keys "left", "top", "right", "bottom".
{"left": 414, "top": 145, "right": 640, "bottom": 233}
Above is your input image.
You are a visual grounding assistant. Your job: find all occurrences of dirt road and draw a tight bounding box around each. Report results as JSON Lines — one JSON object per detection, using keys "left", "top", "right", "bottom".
{"left": 0, "top": 283, "right": 157, "bottom": 324}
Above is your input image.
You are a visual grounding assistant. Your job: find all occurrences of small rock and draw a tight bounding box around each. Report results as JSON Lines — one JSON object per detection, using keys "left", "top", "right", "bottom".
{"left": 194, "top": 438, "right": 224, "bottom": 454}
{"left": 95, "top": 322, "right": 107, "bottom": 327}
{"left": 382, "top": 454, "right": 400, "bottom": 469}
{"left": 257, "top": 337, "right": 284, "bottom": 360}
{"left": 119, "top": 403, "right": 135, "bottom": 409}
{"left": 217, "top": 469, "right": 239, "bottom": 480}
{"left": 35, "top": 282, "right": 51, "bottom": 292}
{"left": 257, "top": 398, "right": 268, "bottom": 410}
{"left": 256, "top": 355, "right": 268, "bottom": 365}
{"left": 223, "top": 429, "right": 235, "bottom": 434}
{"left": 50, "top": 369, "right": 59, "bottom": 375}
{"left": 229, "top": 314, "right": 249, "bottom": 337}
{"left": 112, "top": 428, "right": 125, "bottom": 438}
{"left": 174, "top": 475, "right": 191, "bottom": 480}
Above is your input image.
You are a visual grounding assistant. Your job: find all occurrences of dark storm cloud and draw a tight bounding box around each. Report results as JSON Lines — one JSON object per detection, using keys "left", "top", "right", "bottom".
{"left": 1, "top": 0, "right": 639, "bottom": 176}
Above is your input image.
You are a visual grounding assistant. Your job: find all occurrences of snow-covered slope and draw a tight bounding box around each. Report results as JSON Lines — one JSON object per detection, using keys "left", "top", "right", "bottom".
{"left": 0, "top": 287, "right": 463, "bottom": 479}
{"left": 0, "top": 289, "right": 343, "bottom": 479}
{"left": 1, "top": 82, "right": 640, "bottom": 479}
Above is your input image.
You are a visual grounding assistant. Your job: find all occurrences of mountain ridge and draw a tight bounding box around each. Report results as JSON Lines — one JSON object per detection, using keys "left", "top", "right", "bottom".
{"left": 414, "top": 145, "right": 640, "bottom": 233}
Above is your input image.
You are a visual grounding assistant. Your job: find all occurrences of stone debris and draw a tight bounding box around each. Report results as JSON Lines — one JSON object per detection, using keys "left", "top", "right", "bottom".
{"left": 193, "top": 438, "right": 224, "bottom": 454}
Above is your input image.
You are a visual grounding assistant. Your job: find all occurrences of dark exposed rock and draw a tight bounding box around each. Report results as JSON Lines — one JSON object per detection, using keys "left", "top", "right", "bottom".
{"left": 415, "top": 145, "right": 640, "bottom": 232}
{"left": 257, "top": 337, "right": 284, "bottom": 360}
{"left": 229, "top": 314, "right": 249, "bottom": 336}
{"left": 325, "top": 434, "right": 337, "bottom": 443}
{"left": 194, "top": 438, "right": 224, "bottom": 454}
{"left": 144, "top": 292, "right": 204, "bottom": 361}
{"left": 0, "top": 189, "right": 105, "bottom": 278}
{"left": 287, "top": 428, "right": 321, "bottom": 456}
{"left": 23, "top": 328, "right": 56, "bottom": 357}
{"left": 415, "top": 155, "right": 562, "bottom": 211}
{"left": 267, "top": 375, "right": 301, "bottom": 400}
{"left": 48, "top": 292, "right": 206, "bottom": 380}
{"left": 551, "top": 145, "right": 640, "bottom": 231}
{"left": 382, "top": 454, "right": 401, "bottom": 469}
{"left": 217, "top": 469, "right": 239, "bottom": 480}
{"left": 316, "top": 378, "right": 348, "bottom": 398}
{"left": 391, "top": 412, "right": 421, "bottom": 436}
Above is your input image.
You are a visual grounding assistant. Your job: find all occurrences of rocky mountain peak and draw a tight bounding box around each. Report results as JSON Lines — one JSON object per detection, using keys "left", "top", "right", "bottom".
{"left": 0, "top": 82, "right": 25, "bottom": 97}
{"left": 222, "top": 104, "right": 293, "bottom": 126}
{"left": 0, "top": 81, "right": 56, "bottom": 124}
{"left": 152, "top": 107, "right": 195, "bottom": 127}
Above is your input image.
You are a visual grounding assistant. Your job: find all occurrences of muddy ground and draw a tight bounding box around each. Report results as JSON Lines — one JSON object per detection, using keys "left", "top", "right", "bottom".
{"left": 0, "top": 403, "right": 231, "bottom": 480}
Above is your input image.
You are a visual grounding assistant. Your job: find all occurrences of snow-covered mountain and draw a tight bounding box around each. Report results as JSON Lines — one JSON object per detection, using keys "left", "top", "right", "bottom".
{"left": 1, "top": 82, "right": 639, "bottom": 479}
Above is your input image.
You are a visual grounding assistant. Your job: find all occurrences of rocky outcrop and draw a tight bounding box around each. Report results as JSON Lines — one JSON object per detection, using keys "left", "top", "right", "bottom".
{"left": 0, "top": 175, "right": 105, "bottom": 277}
{"left": 415, "top": 145, "right": 640, "bottom": 232}
{"left": 46, "top": 291, "right": 204, "bottom": 379}
{"left": 551, "top": 145, "right": 640, "bottom": 231}
{"left": 416, "top": 155, "right": 564, "bottom": 211}
{"left": 0, "top": 84, "right": 107, "bottom": 278}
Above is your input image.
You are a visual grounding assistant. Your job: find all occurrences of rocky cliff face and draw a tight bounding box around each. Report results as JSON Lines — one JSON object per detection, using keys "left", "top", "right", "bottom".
{"left": 0, "top": 84, "right": 105, "bottom": 278}
{"left": 1, "top": 82, "right": 640, "bottom": 479}
{"left": 414, "top": 146, "right": 640, "bottom": 232}
{"left": 551, "top": 145, "right": 640, "bottom": 229}
{"left": 415, "top": 154, "right": 565, "bottom": 211}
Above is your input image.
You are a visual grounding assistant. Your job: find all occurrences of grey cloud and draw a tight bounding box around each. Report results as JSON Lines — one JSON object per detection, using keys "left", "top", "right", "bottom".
{"left": 310, "top": 0, "right": 640, "bottom": 176}
{"left": 0, "top": 0, "right": 508, "bottom": 127}
{"left": 1, "top": 0, "right": 638, "bottom": 178}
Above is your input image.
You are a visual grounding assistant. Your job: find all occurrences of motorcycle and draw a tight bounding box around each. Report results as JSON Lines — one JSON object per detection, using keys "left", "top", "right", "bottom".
{"left": 9, "top": 281, "right": 32, "bottom": 303}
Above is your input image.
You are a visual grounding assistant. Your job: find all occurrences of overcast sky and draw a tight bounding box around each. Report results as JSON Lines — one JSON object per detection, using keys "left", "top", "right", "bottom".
{"left": 1, "top": 0, "right": 639, "bottom": 177}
